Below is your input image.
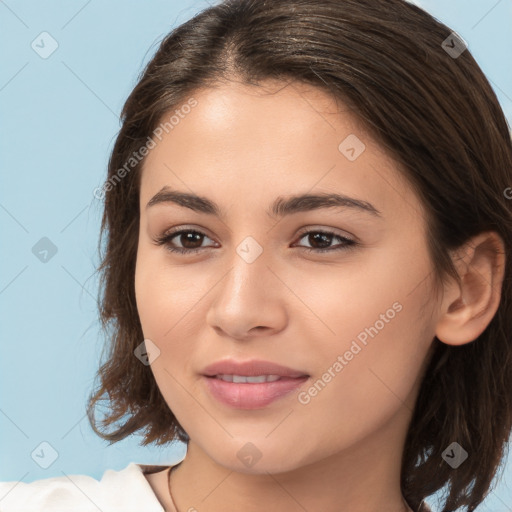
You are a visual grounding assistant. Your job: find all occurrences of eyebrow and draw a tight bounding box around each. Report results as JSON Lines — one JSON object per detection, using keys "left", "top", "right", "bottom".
{"left": 146, "top": 186, "right": 382, "bottom": 219}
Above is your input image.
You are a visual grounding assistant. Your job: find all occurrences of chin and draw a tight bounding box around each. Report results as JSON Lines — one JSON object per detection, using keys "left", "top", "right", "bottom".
{"left": 200, "top": 436, "right": 316, "bottom": 475}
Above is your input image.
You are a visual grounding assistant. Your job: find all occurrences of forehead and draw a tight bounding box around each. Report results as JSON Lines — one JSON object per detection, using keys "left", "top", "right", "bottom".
{"left": 144, "top": 80, "right": 365, "bottom": 163}
{"left": 139, "top": 80, "right": 420, "bottom": 223}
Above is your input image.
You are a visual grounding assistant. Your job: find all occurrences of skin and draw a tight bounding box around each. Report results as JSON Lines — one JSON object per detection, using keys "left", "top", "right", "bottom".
{"left": 135, "top": 80, "right": 505, "bottom": 512}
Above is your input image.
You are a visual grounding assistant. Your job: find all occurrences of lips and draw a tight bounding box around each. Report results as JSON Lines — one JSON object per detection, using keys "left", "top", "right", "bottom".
{"left": 200, "top": 359, "right": 310, "bottom": 409}
{"left": 201, "top": 359, "right": 309, "bottom": 379}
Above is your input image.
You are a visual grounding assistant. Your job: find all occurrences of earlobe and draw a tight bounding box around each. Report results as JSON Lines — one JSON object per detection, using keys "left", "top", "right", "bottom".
{"left": 435, "top": 231, "right": 506, "bottom": 346}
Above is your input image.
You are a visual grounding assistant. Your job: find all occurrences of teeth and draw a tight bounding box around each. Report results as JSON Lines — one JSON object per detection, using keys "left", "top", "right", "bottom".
{"left": 215, "top": 374, "right": 282, "bottom": 383}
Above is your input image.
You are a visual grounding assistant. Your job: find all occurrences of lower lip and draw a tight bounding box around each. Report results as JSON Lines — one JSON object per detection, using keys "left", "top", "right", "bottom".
{"left": 202, "top": 375, "right": 309, "bottom": 409}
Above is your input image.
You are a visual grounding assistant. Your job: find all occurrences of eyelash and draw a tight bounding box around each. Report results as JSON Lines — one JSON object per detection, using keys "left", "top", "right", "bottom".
{"left": 152, "top": 228, "right": 358, "bottom": 255}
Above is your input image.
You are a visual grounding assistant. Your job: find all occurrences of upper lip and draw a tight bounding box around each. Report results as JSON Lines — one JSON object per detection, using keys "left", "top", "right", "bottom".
{"left": 201, "top": 359, "right": 309, "bottom": 378}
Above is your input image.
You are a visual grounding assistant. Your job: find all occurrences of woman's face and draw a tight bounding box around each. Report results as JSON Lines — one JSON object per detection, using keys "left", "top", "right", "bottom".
{"left": 135, "top": 80, "right": 438, "bottom": 473}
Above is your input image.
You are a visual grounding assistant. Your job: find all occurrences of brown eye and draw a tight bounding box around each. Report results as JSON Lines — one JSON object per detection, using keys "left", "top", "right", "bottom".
{"left": 294, "top": 230, "right": 357, "bottom": 253}
{"left": 154, "top": 229, "right": 217, "bottom": 254}
{"left": 174, "top": 231, "right": 205, "bottom": 249}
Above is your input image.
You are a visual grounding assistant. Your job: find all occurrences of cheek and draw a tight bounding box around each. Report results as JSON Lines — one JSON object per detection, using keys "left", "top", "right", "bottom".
{"left": 302, "top": 282, "right": 432, "bottom": 438}
{"left": 134, "top": 249, "right": 222, "bottom": 375}
{"left": 134, "top": 251, "right": 201, "bottom": 404}
{"left": 294, "top": 246, "right": 434, "bottom": 429}
{"left": 283, "top": 255, "right": 418, "bottom": 356}
{"left": 134, "top": 246, "right": 197, "bottom": 339}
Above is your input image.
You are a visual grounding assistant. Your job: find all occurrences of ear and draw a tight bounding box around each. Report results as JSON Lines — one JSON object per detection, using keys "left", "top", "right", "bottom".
{"left": 435, "top": 231, "right": 506, "bottom": 346}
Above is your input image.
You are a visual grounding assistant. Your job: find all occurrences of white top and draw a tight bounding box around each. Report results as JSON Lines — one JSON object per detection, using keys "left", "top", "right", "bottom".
{"left": 0, "top": 462, "right": 178, "bottom": 512}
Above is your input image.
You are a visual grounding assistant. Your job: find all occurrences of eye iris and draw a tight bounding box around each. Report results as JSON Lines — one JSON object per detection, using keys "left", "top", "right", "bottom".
{"left": 310, "top": 232, "right": 332, "bottom": 249}
{"left": 180, "top": 231, "right": 203, "bottom": 249}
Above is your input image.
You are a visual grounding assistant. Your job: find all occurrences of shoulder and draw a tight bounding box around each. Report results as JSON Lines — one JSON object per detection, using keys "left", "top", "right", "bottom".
{"left": 0, "top": 462, "right": 170, "bottom": 512}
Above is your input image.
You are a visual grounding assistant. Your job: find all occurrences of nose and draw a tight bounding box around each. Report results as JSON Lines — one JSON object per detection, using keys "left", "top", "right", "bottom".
{"left": 205, "top": 243, "right": 288, "bottom": 341}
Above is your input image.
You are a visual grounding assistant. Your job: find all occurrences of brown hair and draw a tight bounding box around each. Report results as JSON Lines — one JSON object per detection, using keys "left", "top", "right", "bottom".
{"left": 86, "top": 0, "right": 512, "bottom": 509}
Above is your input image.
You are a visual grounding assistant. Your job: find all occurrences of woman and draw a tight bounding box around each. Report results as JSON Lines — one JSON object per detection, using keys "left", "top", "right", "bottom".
{"left": 1, "top": 0, "right": 510, "bottom": 510}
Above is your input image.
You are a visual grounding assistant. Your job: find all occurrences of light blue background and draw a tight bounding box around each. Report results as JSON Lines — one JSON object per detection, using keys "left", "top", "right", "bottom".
{"left": 0, "top": 1, "right": 511, "bottom": 510}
